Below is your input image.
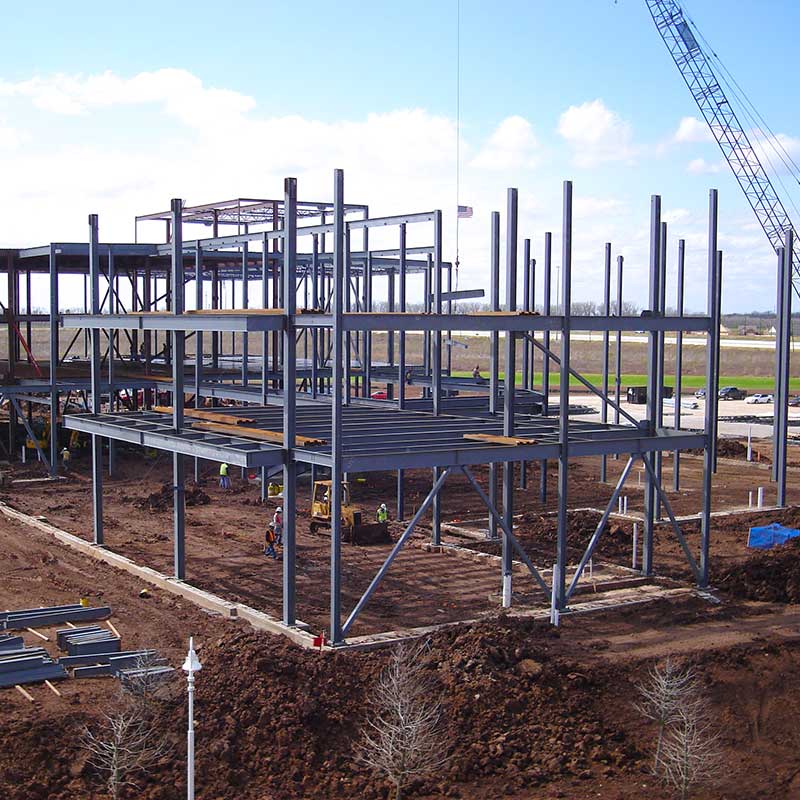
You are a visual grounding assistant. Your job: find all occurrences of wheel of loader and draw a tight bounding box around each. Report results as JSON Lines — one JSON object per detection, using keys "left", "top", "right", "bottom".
{"left": 309, "top": 521, "right": 320, "bottom": 534}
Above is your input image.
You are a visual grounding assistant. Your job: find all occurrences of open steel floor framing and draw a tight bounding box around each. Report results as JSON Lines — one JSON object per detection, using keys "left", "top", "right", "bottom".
{"left": 2, "top": 168, "right": 795, "bottom": 645}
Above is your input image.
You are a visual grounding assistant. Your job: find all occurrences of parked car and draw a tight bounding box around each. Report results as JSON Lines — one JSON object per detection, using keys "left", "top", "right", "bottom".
{"left": 789, "top": 396, "right": 800, "bottom": 407}
{"left": 718, "top": 386, "right": 746, "bottom": 400}
{"left": 694, "top": 388, "right": 706, "bottom": 399}
{"left": 745, "top": 393, "right": 773, "bottom": 404}
{"left": 664, "top": 396, "right": 699, "bottom": 409}
{"left": 370, "top": 390, "right": 388, "bottom": 400}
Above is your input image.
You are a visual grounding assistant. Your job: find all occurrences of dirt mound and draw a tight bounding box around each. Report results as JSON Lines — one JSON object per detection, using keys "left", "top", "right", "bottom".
{"left": 716, "top": 538, "right": 800, "bottom": 603}
{"left": 184, "top": 620, "right": 638, "bottom": 800}
{"left": 687, "top": 438, "right": 771, "bottom": 463}
{"left": 133, "top": 483, "right": 211, "bottom": 512}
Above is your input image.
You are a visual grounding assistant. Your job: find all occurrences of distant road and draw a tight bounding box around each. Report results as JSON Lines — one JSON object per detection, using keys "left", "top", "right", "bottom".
{"left": 451, "top": 331, "right": 790, "bottom": 350}
{"left": 568, "top": 333, "right": 787, "bottom": 350}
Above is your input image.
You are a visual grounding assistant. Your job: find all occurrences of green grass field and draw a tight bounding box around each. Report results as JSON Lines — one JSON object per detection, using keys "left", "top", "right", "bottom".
{"left": 452, "top": 371, "right": 799, "bottom": 393}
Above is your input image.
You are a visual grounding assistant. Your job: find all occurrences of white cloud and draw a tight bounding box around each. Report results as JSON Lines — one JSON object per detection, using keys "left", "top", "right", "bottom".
{"left": 557, "top": 99, "right": 635, "bottom": 167}
{"left": 752, "top": 131, "right": 800, "bottom": 175}
{"left": 673, "top": 116, "right": 713, "bottom": 143}
{"left": 0, "top": 69, "right": 783, "bottom": 313}
{"left": 471, "top": 116, "right": 539, "bottom": 170}
{"left": 0, "top": 122, "right": 21, "bottom": 149}
{"left": 687, "top": 157, "right": 724, "bottom": 174}
{"left": 0, "top": 69, "right": 256, "bottom": 128}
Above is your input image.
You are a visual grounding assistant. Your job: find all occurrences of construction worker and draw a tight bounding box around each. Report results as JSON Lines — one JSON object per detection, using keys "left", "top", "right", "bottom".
{"left": 272, "top": 507, "right": 283, "bottom": 545}
{"left": 219, "top": 462, "right": 230, "bottom": 490}
{"left": 376, "top": 503, "right": 388, "bottom": 524}
{"left": 263, "top": 524, "right": 278, "bottom": 559}
{"left": 60, "top": 447, "right": 71, "bottom": 471}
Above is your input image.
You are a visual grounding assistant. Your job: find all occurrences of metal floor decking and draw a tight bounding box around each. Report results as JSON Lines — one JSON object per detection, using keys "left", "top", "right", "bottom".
{"left": 64, "top": 402, "right": 706, "bottom": 473}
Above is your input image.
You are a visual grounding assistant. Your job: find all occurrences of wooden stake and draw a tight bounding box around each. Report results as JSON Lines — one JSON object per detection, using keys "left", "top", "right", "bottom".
{"left": 106, "top": 621, "right": 121, "bottom": 638}
{"left": 44, "top": 680, "right": 62, "bottom": 697}
{"left": 15, "top": 685, "right": 34, "bottom": 702}
{"left": 26, "top": 627, "right": 49, "bottom": 641}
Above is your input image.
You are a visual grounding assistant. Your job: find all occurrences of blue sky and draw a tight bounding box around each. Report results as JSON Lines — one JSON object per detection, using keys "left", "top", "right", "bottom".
{"left": 1, "top": 0, "right": 798, "bottom": 312}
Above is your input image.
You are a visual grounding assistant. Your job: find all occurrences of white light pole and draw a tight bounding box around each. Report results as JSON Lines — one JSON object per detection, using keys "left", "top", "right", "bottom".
{"left": 182, "top": 637, "right": 202, "bottom": 800}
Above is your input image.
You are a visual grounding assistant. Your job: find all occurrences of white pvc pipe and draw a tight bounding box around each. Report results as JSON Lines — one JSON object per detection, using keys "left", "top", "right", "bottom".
{"left": 632, "top": 523, "right": 639, "bottom": 570}
{"left": 757, "top": 486, "right": 764, "bottom": 509}
{"left": 550, "top": 564, "right": 560, "bottom": 627}
{"left": 502, "top": 573, "right": 512, "bottom": 608}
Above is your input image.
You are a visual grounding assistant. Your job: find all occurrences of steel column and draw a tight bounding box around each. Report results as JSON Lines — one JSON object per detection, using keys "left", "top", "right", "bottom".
{"left": 699, "top": 189, "right": 720, "bottom": 587}
{"left": 642, "top": 195, "right": 661, "bottom": 577}
{"left": 502, "top": 188, "right": 518, "bottom": 607}
{"left": 89, "top": 215, "right": 103, "bottom": 546}
{"left": 555, "top": 182, "right": 572, "bottom": 610}
{"left": 171, "top": 199, "right": 186, "bottom": 580}
{"left": 776, "top": 230, "right": 793, "bottom": 507}
{"left": 540, "top": 232, "right": 552, "bottom": 503}
{"left": 488, "top": 211, "right": 500, "bottom": 539}
{"left": 282, "top": 178, "right": 298, "bottom": 625}
{"left": 48, "top": 245, "right": 59, "bottom": 477}
{"left": 330, "top": 169, "right": 345, "bottom": 645}
{"left": 600, "top": 242, "right": 611, "bottom": 483}
{"left": 673, "top": 239, "right": 685, "bottom": 491}
{"left": 194, "top": 244, "right": 204, "bottom": 484}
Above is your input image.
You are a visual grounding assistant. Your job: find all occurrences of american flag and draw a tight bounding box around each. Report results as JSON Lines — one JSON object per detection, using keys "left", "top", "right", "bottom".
{"left": 457, "top": 205, "right": 473, "bottom": 218}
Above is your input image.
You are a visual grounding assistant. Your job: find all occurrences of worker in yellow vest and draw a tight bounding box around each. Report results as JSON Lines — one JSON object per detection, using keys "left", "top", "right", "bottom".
{"left": 219, "top": 462, "right": 230, "bottom": 490}
{"left": 376, "top": 503, "right": 388, "bottom": 524}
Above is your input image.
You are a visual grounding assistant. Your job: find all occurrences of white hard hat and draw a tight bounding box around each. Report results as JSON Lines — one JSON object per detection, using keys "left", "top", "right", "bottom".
{"left": 276, "top": 506, "right": 282, "bottom": 512}
{"left": 380, "top": 503, "right": 387, "bottom": 509}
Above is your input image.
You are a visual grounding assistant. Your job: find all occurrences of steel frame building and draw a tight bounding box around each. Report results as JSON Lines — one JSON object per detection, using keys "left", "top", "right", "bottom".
{"left": 5, "top": 168, "right": 793, "bottom": 645}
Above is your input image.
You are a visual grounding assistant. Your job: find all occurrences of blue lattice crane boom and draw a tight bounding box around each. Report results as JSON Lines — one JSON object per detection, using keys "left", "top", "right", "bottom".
{"left": 645, "top": 0, "right": 800, "bottom": 295}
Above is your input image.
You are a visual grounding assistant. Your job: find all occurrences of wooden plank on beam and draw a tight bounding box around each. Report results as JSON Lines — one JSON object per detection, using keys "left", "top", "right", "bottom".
{"left": 463, "top": 433, "right": 538, "bottom": 446}
{"left": 190, "top": 420, "right": 326, "bottom": 448}
{"left": 152, "top": 407, "right": 256, "bottom": 425}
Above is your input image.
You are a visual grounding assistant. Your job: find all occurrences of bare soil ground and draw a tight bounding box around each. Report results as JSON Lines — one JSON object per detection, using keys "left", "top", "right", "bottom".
{"left": 4, "top": 443, "right": 800, "bottom": 636}
{"left": 3, "top": 441, "right": 800, "bottom": 799}
{"left": 2, "top": 507, "right": 800, "bottom": 800}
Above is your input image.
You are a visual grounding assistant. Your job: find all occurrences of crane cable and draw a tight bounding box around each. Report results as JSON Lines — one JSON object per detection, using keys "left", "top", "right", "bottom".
{"left": 454, "top": 0, "right": 461, "bottom": 295}
{"left": 680, "top": 2, "right": 800, "bottom": 225}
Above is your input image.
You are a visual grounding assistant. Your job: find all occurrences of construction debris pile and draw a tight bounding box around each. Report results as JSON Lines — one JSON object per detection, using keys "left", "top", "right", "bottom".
{"left": 717, "top": 537, "right": 800, "bottom": 603}
{"left": 134, "top": 483, "right": 211, "bottom": 512}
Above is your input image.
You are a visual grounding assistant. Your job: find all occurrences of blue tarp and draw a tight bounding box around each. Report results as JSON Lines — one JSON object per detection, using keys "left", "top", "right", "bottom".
{"left": 747, "top": 522, "right": 800, "bottom": 549}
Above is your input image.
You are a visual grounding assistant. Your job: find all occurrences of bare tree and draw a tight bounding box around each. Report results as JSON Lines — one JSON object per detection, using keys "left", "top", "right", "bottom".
{"left": 81, "top": 710, "right": 171, "bottom": 800}
{"left": 80, "top": 655, "right": 174, "bottom": 799}
{"left": 633, "top": 658, "right": 698, "bottom": 774}
{"left": 356, "top": 641, "right": 449, "bottom": 800}
{"left": 660, "top": 700, "right": 723, "bottom": 800}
